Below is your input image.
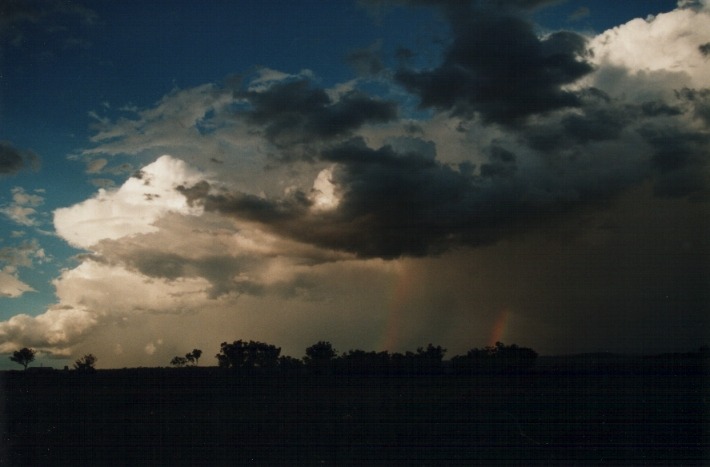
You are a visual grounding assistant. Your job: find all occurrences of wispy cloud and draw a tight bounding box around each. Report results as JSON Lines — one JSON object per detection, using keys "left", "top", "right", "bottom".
{"left": 1, "top": 187, "right": 45, "bottom": 226}
{"left": 0, "top": 239, "right": 46, "bottom": 298}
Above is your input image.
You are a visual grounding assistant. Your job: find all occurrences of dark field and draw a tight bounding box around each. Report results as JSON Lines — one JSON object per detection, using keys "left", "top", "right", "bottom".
{"left": 2, "top": 355, "right": 707, "bottom": 466}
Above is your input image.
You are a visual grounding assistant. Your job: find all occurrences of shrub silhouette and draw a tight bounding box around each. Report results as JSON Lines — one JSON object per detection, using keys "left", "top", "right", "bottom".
{"left": 171, "top": 356, "right": 188, "bottom": 367}
{"left": 9, "top": 347, "right": 36, "bottom": 370}
{"left": 74, "top": 354, "right": 97, "bottom": 372}
{"left": 185, "top": 349, "right": 202, "bottom": 366}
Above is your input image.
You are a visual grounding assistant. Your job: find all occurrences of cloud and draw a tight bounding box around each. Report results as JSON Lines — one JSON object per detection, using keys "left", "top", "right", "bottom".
{"left": 86, "top": 158, "right": 108, "bottom": 174}
{"left": 585, "top": 7, "right": 710, "bottom": 98}
{"left": 0, "top": 239, "right": 48, "bottom": 298}
{"left": 568, "top": 6, "right": 590, "bottom": 22}
{"left": 347, "top": 40, "right": 386, "bottom": 76}
{"left": 240, "top": 77, "right": 398, "bottom": 152}
{"left": 81, "top": 1, "right": 710, "bottom": 262}
{"left": 1, "top": 187, "right": 45, "bottom": 226}
{"left": 3, "top": 1, "right": 709, "bottom": 363}
{"left": 0, "top": 239, "right": 43, "bottom": 269}
{"left": 176, "top": 136, "right": 482, "bottom": 258}
{"left": 0, "top": 257, "right": 212, "bottom": 355}
{"left": 0, "top": 142, "right": 39, "bottom": 176}
{"left": 393, "top": 2, "right": 593, "bottom": 124}
{"left": 54, "top": 156, "right": 206, "bottom": 249}
{"left": 86, "top": 84, "right": 236, "bottom": 156}
{"left": 0, "top": 271, "right": 34, "bottom": 298}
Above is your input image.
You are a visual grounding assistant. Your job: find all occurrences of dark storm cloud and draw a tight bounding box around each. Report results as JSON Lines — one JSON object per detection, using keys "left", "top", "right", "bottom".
{"left": 187, "top": 185, "right": 311, "bottom": 226}
{"left": 639, "top": 125, "right": 710, "bottom": 199}
{"left": 520, "top": 88, "right": 630, "bottom": 152}
{"left": 520, "top": 88, "right": 710, "bottom": 200}
{"left": 479, "top": 146, "right": 517, "bottom": 178}
{"left": 180, "top": 137, "right": 571, "bottom": 258}
{"left": 524, "top": 108, "right": 628, "bottom": 153}
{"left": 240, "top": 78, "right": 397, "bottom": 150}
{"left": 392, "top": 1, "right": 593, "bottom": 124}
{"left": 185, "top": 82, "right": 709, "bottom": 259}
{"left": 165, "top": 1, "right": 708, "bottom": 261}
{"left": 677, "top": 88, "right": 710, "bottom": 127}
{"left": 640, "top": 101, "right": 682, "bottom": 118}
{"left": 319, "top": 138, "right": 486, "bottom": 257}
{"left": 0, "top": 142, "right": 39, "bottom": 175}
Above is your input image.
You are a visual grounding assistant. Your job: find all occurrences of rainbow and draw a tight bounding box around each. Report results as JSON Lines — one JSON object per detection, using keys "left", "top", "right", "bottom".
{"left": 380, "top": 264, "right": 512, "bottom": 352}
{"left": 488, "top": 308, "right": 510, "bottom": 347}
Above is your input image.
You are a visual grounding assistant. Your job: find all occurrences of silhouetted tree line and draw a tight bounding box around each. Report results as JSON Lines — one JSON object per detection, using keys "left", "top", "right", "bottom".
{"left": 451, "top": 341, "right": 538, "bottom": 374}
{"left": 210, "top": 339, "right": 538, "bottom": 377}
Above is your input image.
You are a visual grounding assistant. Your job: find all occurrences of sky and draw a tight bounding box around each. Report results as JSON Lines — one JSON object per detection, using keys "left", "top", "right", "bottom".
{"left": 0, "top": 0, "right": 708, "bottom": 369}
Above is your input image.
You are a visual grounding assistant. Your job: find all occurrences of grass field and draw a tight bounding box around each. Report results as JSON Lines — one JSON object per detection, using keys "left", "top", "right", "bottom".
{"left": 2, "top": 354, "right": 707, "bottom": 465}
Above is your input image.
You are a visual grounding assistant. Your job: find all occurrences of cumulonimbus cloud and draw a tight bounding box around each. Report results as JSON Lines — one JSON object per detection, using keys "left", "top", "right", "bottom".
{"left": 2, "top": 1, "right": 708, "bottom": 363}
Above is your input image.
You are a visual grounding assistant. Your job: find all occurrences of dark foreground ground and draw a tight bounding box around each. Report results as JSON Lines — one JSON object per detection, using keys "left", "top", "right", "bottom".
{"left": 1, "top": 355, "right": 708, "bottom": 466}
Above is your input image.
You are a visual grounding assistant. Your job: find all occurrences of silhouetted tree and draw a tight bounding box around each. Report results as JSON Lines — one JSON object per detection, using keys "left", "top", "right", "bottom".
{"left": 9, "top": 347, "right": 36, "bottom": 370}
{"left": 216, "top": 340, "right": 281, "bottom": 371}
{"left": 185, "top": 349, "right": 202, "bottom": 366}
{"left": 74, "top": 354, "right": 97, "bottom": 372}
{"left": 304, "top": 341, "right": 337, "bottom": 374}
{"left": 304, "top": 341, "right": 337, "bottom": 364}
{"left": 171, "top": 356, "right": 188, "bottom": 367}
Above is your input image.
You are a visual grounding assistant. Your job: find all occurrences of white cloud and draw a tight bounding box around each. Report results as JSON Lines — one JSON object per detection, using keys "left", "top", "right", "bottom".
{"left": 0, "top": 154, "right": 361, "bottom": 359}
{"left": 585, "top": 6, "right": 710, "bottom": 99}
{"left": 0, "top": 257, "right": 212, "bottom": 355}
{"left": 310, "top": 166, "right": 340, "bottom": 211}
{"left": 52, "top": 260, "right": 211, "bottom": 316}
{"left": 54, "top": 155, "right": 206, "bottom": 249}
{"left": 0, "top": 306, "right": 96, "bottom": 355}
